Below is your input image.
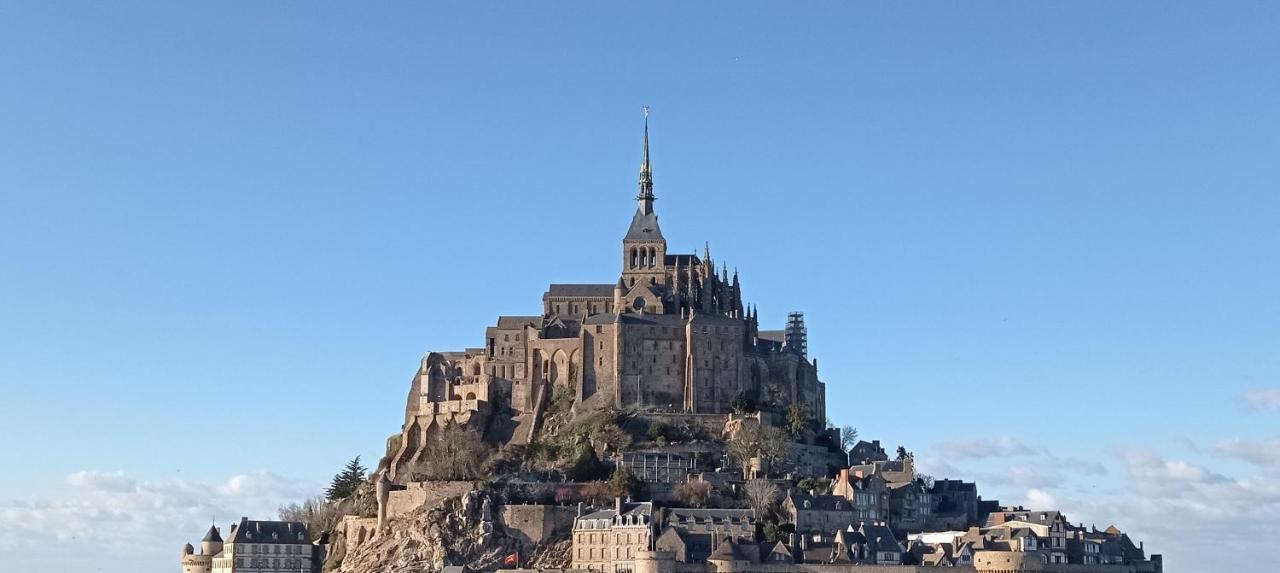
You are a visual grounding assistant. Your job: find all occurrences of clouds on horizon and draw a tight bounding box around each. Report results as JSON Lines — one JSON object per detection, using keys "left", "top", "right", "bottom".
{"left": 1210, "top": 436, "right": 1280, "bottom": 467}
{"left": 0, "top": 468, "right": 317, "bottom": 572}
{"left": 938, "top": 436, "right": 1036, "bottom": 459}
{"left": 916, "top": 431, "right": 1280, "bottom": 572}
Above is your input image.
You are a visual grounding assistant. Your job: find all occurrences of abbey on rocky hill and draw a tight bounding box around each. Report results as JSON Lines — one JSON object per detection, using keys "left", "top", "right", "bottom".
{"left": 386, "top": 116, "right": 825, "bottom": 480}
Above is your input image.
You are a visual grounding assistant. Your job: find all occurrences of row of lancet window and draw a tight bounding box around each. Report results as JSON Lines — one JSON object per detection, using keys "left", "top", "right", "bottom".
{"left": 629, "top": 246, "right": 658, "bottom": 268}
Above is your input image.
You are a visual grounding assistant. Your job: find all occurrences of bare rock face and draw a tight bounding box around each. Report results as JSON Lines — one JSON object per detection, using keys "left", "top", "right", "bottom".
{"left": 332, "top": 488, "right": 570, "bottom": 573}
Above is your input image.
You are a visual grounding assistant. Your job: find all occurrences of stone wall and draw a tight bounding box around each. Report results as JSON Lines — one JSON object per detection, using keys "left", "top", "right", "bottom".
{"left": 499, "top": 504, "right": 578, "bottom": 545}
{"left": 500, "top": 481, "right": 599, "bottom": 505}
{"left": 339, "top": 515, "right": 380, "bottom": 550}
{"left": 973, "top": 552, "right": 1162, "bottom": 573}
{"left": 783, "top": 442, "right": 846, "bottom": 478}
{"left": 497, "top": 562, "right": 1157, "bottom": 573}
{"left": 640, "top": 412, "right": 731, "bottom": 440}
{"left": 618, "top": 316, "right": 693, "bottom": 409}
{"left": 385, "top": 480, "right": 477, "bottom": 519}
{"left": 674, "top": 565, "right": 972, "bottom": 573}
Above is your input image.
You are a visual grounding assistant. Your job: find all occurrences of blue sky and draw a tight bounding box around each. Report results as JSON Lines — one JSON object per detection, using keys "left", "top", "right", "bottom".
{"left": 1, "top": 2, "right": 1278, "bottom": 572}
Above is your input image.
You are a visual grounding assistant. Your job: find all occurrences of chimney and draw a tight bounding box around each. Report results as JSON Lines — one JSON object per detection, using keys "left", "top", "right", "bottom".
{"left": 615, "top": 497, "right": 622, "bottom": 516}
{"left": 577, "top": 502, "right": 584, "bottom": 517}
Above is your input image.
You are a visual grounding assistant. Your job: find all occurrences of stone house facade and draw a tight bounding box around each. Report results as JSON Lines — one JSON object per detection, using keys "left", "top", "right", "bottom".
{"left": 181, "top": 518, "right": 319, "bottom": 573}
{"left": 654, "top": 508, "right": 757, "bottom": 563}
{"left": 572, "top": 499, "right": 656, "bottom": 573}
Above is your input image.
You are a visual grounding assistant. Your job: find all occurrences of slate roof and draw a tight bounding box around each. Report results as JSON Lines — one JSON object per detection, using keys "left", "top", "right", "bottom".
{"left": 986, "top": 510, "right": 1064, "bottom": 527}
{"left": 657, "top": 528, "right": 718, "bottom": 562}
{"left": 545, "top": 284, "right": 616, "bottom": 298}
{"left": 764, "top": 541, "right": 793, "bottom": 562}
{"left": 787, "top": 491, "right": 854, "bottom": 512}
{"left": 757, "top": 330, "right": 785, "bottom": 343}
{"left": 227, "top": 518, "right": 310, "bottom": 545}
{"left": 579, "top": 501, "right": 653, "bottom": 521}
{"left": 665, "top": 253, "right": 700, "bottom": 266}
{"left": 624, "top": 209, "right": 664, "bottom": 241}
{"left": 931, "top": 479, "right": 977, "bottom": 493}
{"left": 666, "top": 508, "right": 757, "bottom": 524}
{"left": 202, "top": 525, "right": 223, "bottom": 543}
{"left": 708, "top": 538, "right": 759, "bottom": 562}
{"left": 495, "top": 316, "right": 541, "bottom": 329}
{"left": 860, "top": 523, "right": 902, "bottom": 554}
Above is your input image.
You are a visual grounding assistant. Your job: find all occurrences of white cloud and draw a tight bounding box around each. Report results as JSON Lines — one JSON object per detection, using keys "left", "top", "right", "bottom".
{"left": 940, "top": 436, "right": 1035, "bottom": 459}
{"left": 65, "top": 470, "right": 138, "bottom": 493}
{"left": 1036, "top": 450, "right": 1280, "bottom": 573}
{"left": 0, "top": 469, "right": 318, "bottom": 573}
{"left": 1024, "top": 488, "right": 1057, "bottom": 510}
{"left": 1241, "top": 388, "right": 1280, "bottom": 411}
{"left": 1210, "top": 437, "right": 1280, "bottom": 467}
{"left": 1120, "top": 449, "right": 1230, "bottom": 487}
{"left": 1000, "top": 465, "right": 1064, "bottom": 489}
{"left": 914, "top": 456, "right": 963, "bottom": 479}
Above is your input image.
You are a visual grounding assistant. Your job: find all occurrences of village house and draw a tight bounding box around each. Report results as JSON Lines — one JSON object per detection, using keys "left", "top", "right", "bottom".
{"left": 572, "top": 499, "right": 655, "bottom": 573}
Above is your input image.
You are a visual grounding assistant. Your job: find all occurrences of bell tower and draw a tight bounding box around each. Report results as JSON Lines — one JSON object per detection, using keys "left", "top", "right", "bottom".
{"left": 620, "top": 107, "right": 667, "bottom": 313}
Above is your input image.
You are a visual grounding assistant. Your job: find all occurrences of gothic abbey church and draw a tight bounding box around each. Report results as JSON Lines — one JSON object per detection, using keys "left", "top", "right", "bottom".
{"left": 387, "top": 118, "right": 827, "bottom": 480}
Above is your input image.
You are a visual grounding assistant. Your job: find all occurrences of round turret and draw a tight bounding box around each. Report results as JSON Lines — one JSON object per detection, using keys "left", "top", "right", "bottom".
{"left": 200, "top": 525, "right": 223, "bottom": 556}
{"left": 182, "top": 542, "right": 194, "bottom": 555}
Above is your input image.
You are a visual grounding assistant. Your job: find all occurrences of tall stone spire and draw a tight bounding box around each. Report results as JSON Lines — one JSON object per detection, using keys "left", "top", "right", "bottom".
{"left": 637, "top": 106, "right": 655, "bottom": 216}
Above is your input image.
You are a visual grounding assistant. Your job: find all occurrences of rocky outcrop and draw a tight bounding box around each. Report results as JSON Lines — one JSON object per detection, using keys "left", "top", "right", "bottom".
{"left": 331, "top": 488, "right": 570, "bottom": 573}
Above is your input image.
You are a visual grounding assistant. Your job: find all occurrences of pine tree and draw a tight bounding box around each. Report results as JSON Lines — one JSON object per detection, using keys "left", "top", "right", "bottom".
{"left": 325, "top": 456, "right": 367, "bottom": 501}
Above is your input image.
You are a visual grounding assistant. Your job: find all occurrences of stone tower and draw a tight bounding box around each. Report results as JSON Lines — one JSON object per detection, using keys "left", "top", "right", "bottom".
{"left": 200, "top": 524, "right": 223, "bottom": 557}
{"left": 179, "top": 525, "right": 221, "bottom": 573}
{"left": 620, "top": 108, "right": 668, "bottom": 314}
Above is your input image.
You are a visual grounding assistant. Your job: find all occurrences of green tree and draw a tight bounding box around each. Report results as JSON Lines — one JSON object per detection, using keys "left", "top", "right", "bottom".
{"left": 589, "top": 421, "right": 632, "bottom": 454}
{"left": 784, "top": 404, "right": 811, "bottom": 436}
{"left": 607, "top": 466, "right": 641, "bottom": 499}
{"left": 763, "top": 522, "right": 796, "bottom": 543}
{"left": 647, "top": 421, "right": 670, "bottom": 442}
{"left": 325, "top": 456, "right": 367, "bottom": 501}
{"left": 566, "top": 441, "right": 609, "bottom": 482}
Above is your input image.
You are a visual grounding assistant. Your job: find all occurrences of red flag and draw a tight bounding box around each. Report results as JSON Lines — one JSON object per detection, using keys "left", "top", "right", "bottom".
{"left": 503, "top": 552, "right": 519, "bottom": 567}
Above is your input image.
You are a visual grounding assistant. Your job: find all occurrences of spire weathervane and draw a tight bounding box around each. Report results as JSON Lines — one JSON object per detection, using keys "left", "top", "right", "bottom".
{"left": 637, "top": 106, "right": 655, "bottom": 214}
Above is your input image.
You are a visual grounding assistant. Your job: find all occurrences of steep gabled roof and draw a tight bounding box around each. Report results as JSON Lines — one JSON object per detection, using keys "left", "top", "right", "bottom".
{"left": 202, "top": 525, "right": 222, "bottom": 543}
{"left": 494, "top": 316, "right": 541, "bottom": 329}
{"left": 227, "top": 518, "right": 309, "bottom": 545}
{"left": 624, "top": 209, "right": 664, "bottom": 242}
